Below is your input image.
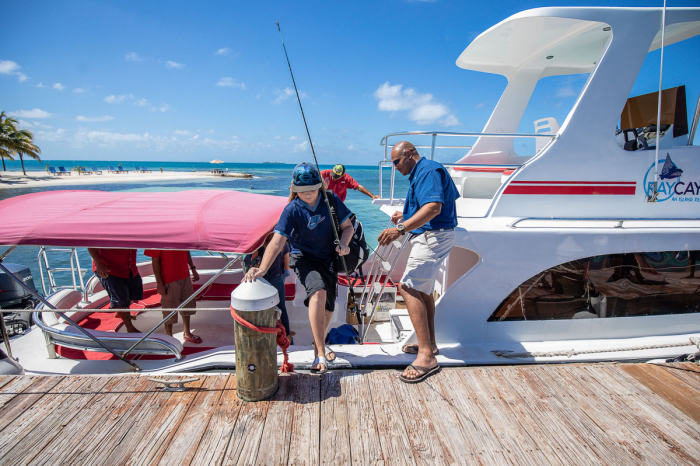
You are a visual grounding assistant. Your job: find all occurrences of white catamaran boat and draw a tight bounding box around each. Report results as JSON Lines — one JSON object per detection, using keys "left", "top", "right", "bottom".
{"left": 1, "top": 6, "right": 699, "bottom": 375}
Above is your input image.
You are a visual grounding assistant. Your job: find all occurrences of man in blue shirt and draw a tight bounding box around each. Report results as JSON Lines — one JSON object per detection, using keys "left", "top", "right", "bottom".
{"left": 378, "top": 141, "right": 459, "bottom": 383}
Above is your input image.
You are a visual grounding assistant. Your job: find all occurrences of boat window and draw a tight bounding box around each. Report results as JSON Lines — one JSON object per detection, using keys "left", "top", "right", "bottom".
{"left": 514, "top": 73, "right": 591, "bottom": 156}
{"left": 617, "top": 23, "right": 700, "bottom": 151}
{"left": 488, "top": 250, "right": 700, "bottom": 321}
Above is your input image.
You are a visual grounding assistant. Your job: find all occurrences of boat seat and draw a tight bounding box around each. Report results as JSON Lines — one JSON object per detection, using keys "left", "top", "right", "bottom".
{"left": 460, "top": 177, "right": 502, "bottom": 199}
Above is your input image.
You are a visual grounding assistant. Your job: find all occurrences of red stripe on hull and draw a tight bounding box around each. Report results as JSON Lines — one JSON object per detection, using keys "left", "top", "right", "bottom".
{"left": 503, "top": 185, "right": 636, "bottom": 195}
{"left": 453, "top": 167, "right": 512, "bottom": 173}
{"left": 509, "top": 180, "right": 636, "bottom": 185}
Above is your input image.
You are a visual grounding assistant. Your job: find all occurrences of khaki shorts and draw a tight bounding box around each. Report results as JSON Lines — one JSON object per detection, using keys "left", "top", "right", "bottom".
{"left": 400, "top": 229, "right": 455, "bottom": 295}
{"left": 161, "top": 278, "right": 196, "bottom": 324}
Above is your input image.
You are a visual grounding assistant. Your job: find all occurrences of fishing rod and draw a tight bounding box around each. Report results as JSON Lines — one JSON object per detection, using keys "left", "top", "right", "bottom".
{"left": 275, "top": 21, "right": 361, "bottom": 318}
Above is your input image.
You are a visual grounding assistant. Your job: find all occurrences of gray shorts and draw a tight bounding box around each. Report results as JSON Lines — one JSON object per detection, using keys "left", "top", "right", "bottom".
{"left": 161, "top": 277, "right": 196, "bottom": 324}
{"left": 400, "top": 229, "right": 455, "bottom": 295}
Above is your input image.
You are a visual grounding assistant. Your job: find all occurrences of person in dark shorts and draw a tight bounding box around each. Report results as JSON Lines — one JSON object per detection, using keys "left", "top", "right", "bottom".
{"left": 244, "top": 162, "right": 354, "bottom": 374}
{"left": 88, "top": 248, "right": 143, "bottom": 333}
{"left": 247, "top": 232, "right": 292, "bottom": 339}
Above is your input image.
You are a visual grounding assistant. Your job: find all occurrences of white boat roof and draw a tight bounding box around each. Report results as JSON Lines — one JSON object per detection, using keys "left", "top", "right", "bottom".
{"left": 457, "top": 7, "right": 700, "bottom": 78}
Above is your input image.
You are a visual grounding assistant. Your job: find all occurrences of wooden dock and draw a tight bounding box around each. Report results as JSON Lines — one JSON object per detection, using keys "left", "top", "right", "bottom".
{"left": 0, "top": 363, "right": 699, "bottom": 465}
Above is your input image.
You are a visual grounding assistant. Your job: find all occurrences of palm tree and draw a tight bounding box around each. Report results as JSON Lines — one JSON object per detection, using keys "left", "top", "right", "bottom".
{"left": 0, "top": 112, "right": 17, "bottom": 171}
{"left": 0, "top": 111, "right": 41, "bottom": 175}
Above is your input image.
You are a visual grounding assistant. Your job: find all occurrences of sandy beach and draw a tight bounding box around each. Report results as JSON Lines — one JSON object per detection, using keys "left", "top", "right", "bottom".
{"left": 0, "top": 170, "right": 253, "bottom": 190}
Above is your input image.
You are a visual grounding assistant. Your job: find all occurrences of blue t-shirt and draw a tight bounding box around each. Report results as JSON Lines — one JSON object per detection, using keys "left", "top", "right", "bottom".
{"left": 403, "top": 157, "right": 459, "bottom": 234}
{"left": 274, "top": 192, "right": 352, "bottom": 264}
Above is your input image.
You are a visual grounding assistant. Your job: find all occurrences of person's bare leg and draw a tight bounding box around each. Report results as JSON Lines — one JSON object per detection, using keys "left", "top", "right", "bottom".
{"left": 164, "top": 322, "right": 174, "bottom": 337}
{"left": 117, "top": 312, "right": 140, "bottom": 333}
{"left": 419, "top": 291, "right": 438, "bottom": 353}
{"left": 182, "top": 315, "right": 193, "bottom": 339}
{"left": 309, "top": 290, "right": 328, "bottom": 371}
{"left": 397, "top": 283, "right": 437, "bottom": 380}
{"left": 322, "top": 309, "right": 336, "bottom": 361}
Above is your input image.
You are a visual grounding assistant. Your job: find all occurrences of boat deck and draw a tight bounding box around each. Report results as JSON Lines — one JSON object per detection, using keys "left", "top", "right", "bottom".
{"left": 0, "top": 362, "right": 699, "bottom": 465}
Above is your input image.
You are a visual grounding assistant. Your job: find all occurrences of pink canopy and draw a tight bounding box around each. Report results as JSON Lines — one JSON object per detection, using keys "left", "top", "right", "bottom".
{"left": 0, "top": 190, "right": 288, "bottom": 253}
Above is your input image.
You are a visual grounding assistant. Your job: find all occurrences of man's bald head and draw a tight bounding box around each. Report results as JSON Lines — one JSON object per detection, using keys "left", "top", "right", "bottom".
{"left": 390, "top": 140, "right": 420, "bottom": 176}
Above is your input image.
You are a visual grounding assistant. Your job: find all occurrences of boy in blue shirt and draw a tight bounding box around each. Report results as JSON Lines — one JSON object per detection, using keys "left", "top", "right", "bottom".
{"left": 378, "top": 141, "right": 459, "bottom": 383}
{"left": 245, "top": 163, "right": 354, "bottom": 374}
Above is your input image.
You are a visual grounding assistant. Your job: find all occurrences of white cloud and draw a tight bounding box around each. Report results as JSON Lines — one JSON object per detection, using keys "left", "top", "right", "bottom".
{"left": 157, "top": 104, "right": 170, "bottom": 112}
{"left": 133, "top": 98, "right": 149, "bottom": 107}
{"left": 35, "top": 128, "right": 66, "bottom": 142}
{"left": 205, "top": 129, "right": 215, "bottom": 134}
{"left": 474, "top": 101, "right": 486, "bottom": 109}
{"left": 215, "top": 48, "right": 230, "bottom": 55}
{"left": 9, "top": 108, "right": 52, "bottom": 119}
{"left": 166, "top": 60, "right": 184, "bottom": 70}
{"left": 216, "top": 77, "right": 245, "bottom": 89}
{"left": 0, "top": 60, "right": 20, "bottom": 74}
{"left": 292, "top": 141, "right": 308, "bottom": 153}
{"left": 189, "top": 134, "right": 199, "bottom": 141}
{"left": 374, "top": 82, "right": 460, "bottom": 126}
{"left": 52, "top": 83, "right": 65, "bottom": 91}
{"left": 173, "top": 130, "right": 192, "bottom": 136}
{"left": 73, "top": 88, "right": 87, "bottom": 94}
{"left": 289, "top": 136, "right": 299, "bottom": 141}
{"left": 348, "top": 145, "right": 356, "bottom": 151}
{"left": 36, "top": 82, "right": 44, "bottom": 88}
{"left": 0, "top": 60, "right": 28, "bottom": 82}
{"left": 555, "top": 85, "right": 577, "bottom": 98}
{"left": 273, "top": 87, "right": 307, "bottom": 104}
{"left": 76, "top": 115, "right": 114, "bottom": 122}
{"left": 125, "top": 52, "right": 146, "bottom": 62}
{"left": 104, "top": 94, "right": 131, "bottom": 104}
{"left": 18, "top": 119, "right": 52, "bottom": 129}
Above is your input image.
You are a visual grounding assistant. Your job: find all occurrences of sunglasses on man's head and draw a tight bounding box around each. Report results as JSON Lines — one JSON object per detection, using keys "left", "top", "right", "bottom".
{"left": 392, "top": 157, "right": 401, "bottom": 166}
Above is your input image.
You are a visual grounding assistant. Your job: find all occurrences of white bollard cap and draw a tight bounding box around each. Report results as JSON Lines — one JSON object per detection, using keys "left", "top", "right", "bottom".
{"left": 231, "top": 278, "right": 280, "bottom": 312}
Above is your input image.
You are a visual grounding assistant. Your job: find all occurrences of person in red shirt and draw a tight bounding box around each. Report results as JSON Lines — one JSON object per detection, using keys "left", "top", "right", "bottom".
{"left": 88, "top": 248, "right": 143, "bottom": 333}
{"left": 144, "top": 250, "right": 201, "bottom": 343}
{"left": 320, "top": 164, "right": 378, "bottom": 202}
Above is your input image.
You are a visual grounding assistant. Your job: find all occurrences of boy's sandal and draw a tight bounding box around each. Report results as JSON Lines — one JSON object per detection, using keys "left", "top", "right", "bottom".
{"left": 312, "top": 342, "right": 336, "bottom": 362}
{"left": 310, "top": 356, "right": 329, "bottom": 374}
{"left": 183, "top": 334, "right": 202, "bottom": 344}
{"left": 399, "top": 364, "right": 441, "bottom": 384}
{"left": 401, "top": 344, "right": 439, "bottom": 355}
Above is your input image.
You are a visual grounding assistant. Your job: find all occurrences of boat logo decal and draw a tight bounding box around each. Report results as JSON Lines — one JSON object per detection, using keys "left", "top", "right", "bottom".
{"left": 307, "top": 215, "right": 325, "bottom": 230}
{"left": 643, "top": 154, "right": 698, "bottom": 203}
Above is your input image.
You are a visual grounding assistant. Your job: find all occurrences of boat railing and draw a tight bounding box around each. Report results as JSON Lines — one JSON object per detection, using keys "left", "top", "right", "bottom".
{"left": 378, "top": 130, "right": 556, "bottom": 205}
{"left": 37, "top": 246, "right": 86, "bottom": 295}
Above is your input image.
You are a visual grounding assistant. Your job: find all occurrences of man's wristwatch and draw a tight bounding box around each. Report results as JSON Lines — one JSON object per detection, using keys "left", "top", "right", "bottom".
{"left": 396, "top": 223, "right": 406, "bottom": 235}
{"left": 190, "top": 266, "right": 197, "bottom": 270}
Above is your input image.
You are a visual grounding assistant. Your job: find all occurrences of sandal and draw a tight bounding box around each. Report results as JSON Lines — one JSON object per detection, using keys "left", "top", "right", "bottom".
{"left": 399, "top": 364, "right": 441, "bottom": 384}
{"left": 310, "top": 356, "right": 329, "bottom": 374}
{"left": 312, "top": 342, "right": 336, "bottom": 362}
{"left": 183, "top": 334, "right": 202, "bottom": 344}
{"left": 401, "top": 344, "right": 439, "bottom": 355}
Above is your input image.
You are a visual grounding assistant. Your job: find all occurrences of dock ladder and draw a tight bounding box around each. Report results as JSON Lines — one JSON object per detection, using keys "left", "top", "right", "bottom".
{"left": 356, "top": 219, "right": 412, "bottom": 343}
{"left": 37, "top": 246, "right": 87, "bottom": 295}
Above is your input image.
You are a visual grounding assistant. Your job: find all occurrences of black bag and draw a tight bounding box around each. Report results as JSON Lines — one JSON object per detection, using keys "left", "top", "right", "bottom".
{"left": 327, "top": 195, "right": 370, "bottom": 275}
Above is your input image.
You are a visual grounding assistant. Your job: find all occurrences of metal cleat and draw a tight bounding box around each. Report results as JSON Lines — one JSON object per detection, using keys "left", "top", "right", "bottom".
{"left": 148, "top": 377, "right": 200, "bottom": 392}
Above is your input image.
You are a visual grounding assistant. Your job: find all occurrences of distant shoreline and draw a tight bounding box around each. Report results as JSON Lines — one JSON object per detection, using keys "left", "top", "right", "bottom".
{"left": 0, "top": 170, "right": 253, "bottom": 190}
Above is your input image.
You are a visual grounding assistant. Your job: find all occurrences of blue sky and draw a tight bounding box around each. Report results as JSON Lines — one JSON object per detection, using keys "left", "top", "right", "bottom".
{"left": 2, "top": 0, "right": 698, "bottom": 164}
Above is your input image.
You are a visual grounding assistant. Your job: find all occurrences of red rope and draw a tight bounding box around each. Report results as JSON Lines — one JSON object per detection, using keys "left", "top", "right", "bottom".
{"left": 230, "top": 306, "right": 294, "bottom": 373}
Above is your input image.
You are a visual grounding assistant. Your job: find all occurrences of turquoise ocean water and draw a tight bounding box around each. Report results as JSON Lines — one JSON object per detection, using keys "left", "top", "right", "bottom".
{"left": 0, "top": 160, "right": 409, "bottom": 292}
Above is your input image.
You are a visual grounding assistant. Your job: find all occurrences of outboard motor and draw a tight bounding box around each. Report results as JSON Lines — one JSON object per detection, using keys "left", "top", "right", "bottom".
{"left": 0, "top": 263, "right": 40, "bottom": 336}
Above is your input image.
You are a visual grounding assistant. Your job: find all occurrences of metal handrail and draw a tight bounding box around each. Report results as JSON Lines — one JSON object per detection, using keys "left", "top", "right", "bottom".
{"left": 509, "top": 217, "right": 700, "bottom": 228}
{"left": 689, "top": 90, "right": 700, "bottom": 146}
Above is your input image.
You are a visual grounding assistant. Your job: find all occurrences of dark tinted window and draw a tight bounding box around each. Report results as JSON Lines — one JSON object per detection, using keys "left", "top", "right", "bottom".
{"left": 489, "top": 251, "right": 700, "bottom": 321}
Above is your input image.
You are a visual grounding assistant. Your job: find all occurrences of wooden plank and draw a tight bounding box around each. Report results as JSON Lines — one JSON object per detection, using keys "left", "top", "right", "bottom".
{"left": 221, "top": 378, "right": 272, "bottom": 465}
{"left": 391, "top": 371, "right": 450, "bottom": 466}
{"left": 620, "top": 363, "right": 700, "bottom": 424}
{"left": 596, "top": 364, "right": 700, "bottom": 458}
{"left": 319, "top": 372, "right": 351, "bottom": 466}
{"left": 490, "top": 367, "right": 592, "bottom": 465}
{"left": 25, "top": 376, "right": 155, "bottom": 466}
{"left": 254, "top": 374, "right": 295, "bottom": 466}
{"left": 554, "top": 365, "right": 696, "bottom": 464}
{"left": 124, "top": 376, "right": 210, "bottom": 466}
{"left": 156, "top": 375, "right": 230, "bottom": 466}
{"left": 101, "top": 376, "right": 205, "bottom": 466}
{"left": 189, "top": 375, "right": 243, "bottom": 466}
{"left": 500, "top": 366, "right": 607, "bottom": 465}
{"left": 342, "top": 372, "right": 385, "bottom": 466}
{"left": 456, "top": 368, "right": 549, "bottom": 466}
{"left": 0, "top": 375, "right": 17, "bottom": 391}
{"left": 521, "top": 366, "right": 635, "bottom": 465}
{"left": 0, "top": 376, "right": 112, "bottom": 466}
{"left": 0, "top": 376, "right": 63, "bottom": 432}
{"left": 286, "top": 373, "right": 321, "bottom": 466}
{"left": 366, "top": 371, "right": 416, "bottom": 466}
{"left": 651, "top": 363, "right": 700, "bottom": 393}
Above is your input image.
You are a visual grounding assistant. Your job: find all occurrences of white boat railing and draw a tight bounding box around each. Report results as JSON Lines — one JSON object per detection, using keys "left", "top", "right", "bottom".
{"left": 378, "top": 130, "right": 556, "bottom": 205}
{"left": 37, "top": 246, "right": 86, "bottom": 295}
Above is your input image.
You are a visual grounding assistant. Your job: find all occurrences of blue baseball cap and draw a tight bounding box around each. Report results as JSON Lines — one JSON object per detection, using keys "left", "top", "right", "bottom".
{"left": 291, "top": 162, "right": 323, "bottom": 192}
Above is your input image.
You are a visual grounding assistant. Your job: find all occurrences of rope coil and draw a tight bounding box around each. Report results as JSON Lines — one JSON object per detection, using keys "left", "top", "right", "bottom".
{"left": 230, "top": 306, "right": 294, "bottom": 372}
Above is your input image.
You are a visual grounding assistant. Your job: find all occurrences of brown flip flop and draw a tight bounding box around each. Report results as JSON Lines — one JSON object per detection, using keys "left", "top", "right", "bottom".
{"left": 399, "top": 364, "right": 442, "bottom": 384}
